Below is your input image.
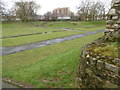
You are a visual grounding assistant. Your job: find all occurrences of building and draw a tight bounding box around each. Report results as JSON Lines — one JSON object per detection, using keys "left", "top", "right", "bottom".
{"left": 53, "top": 7, "right": 72, "bottom": 20}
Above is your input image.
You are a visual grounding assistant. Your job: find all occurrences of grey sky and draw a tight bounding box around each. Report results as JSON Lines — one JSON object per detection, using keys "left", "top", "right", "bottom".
{"left": 3, "top": 0, "right": 112, "bottom": 15}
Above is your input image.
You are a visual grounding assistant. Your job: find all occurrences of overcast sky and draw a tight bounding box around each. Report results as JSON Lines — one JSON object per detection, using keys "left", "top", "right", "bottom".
{"left": 3, "top": 0, "right": 112, "bottom": 15}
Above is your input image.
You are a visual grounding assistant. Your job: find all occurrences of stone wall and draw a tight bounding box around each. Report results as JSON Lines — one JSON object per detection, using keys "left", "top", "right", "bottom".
{"left": 77, "top": 0, "right": 120, "bottom": 88}
{"left": 104, "top": 0, "right": 120, "bottom": 41}
{"left": 77, "top": 38, "right": 120, "bottom": 88}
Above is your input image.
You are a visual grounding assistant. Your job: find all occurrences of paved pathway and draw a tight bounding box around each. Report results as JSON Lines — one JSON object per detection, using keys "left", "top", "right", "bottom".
{"left": 2, "top": 81, "right": 18, "bottom": 88}
{"left": 0, "top": 30, "right": 66, "bottom": 39}
{"left": 1, "top": 29, "right": 104, "bottom": 56}
{"left": 1, "top": 28, "right": 85, "bottom": 39}
{"left": 1, "top": 24, "right": 100, "bottom": 39}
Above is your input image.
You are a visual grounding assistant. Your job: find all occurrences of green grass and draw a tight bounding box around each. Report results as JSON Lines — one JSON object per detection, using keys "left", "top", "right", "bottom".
{"left": 71, "top": 26, "right": 105, "bottom": 31}
{"left": 2, "top": 22, "right": 36, "bottom": 28}
{"left": 2, "top": 21, "right": 106, "bottom": 37}
{"left": 2, "top": 22, "right": 60, "bottom": 37}
{"left": 32, "top": 21, "right": 75, "bottom": 28}
{"left": 2, "top": 31, "right": 83, "bottom": 47}
{"left": 33, "top": 20, "right": 106, "bottom": 28}
{"left": 73, "top": 20, "right": 106, "bottom": 26}
{"left": 3, "top": 32, "right": 103, "bottom": 88}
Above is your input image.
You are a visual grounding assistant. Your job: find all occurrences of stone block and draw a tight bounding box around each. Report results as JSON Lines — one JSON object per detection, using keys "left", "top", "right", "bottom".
{"left": 105, "top": 29, "right": 114, "bottom": 31}
{"left": 106, "top": 25, "right": 113, "bottom": 29}
{"left": 112, "top": 0, "right": 120, "bottom": 3}
{"left": 106, "top": 20, "right": 114, "bottom": 24}
{"left": 105, "top": 63, "right": 119, "bottom": 75}
{"left": 104, "top": 80, "right": 119, "bottom": 88}
{"left": 113, "top": 30, "right": 120, "bottom": 39}
{"left": 97, "top": 60, "right": 105, "bottom": 70}
{"left": 114, "top": 58, "right": 120, "bottom": 66}
{"left": 112, "top": 16, "right": 118, "bottom": 20}
{"left": 85, "top": 68, "right": 94, "bottom": 77}
{"left": 114, "top": 3, "right": 120, "bottom": 7}
{"left": 112, "top": 24, "right": 120, "bottom": 29}
{"left": 108, "top": 9, "right": 116, "bottom": 15}
{"left": 109, "top": 74, "right": 119, "bottom": 85}
{"left": 117, "top": 19, "right": 120, "bottom": 24}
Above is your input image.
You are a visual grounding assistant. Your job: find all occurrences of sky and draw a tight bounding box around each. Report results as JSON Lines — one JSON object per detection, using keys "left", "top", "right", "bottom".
{"left": 3, "top": 0, "right": 112, "bottom": 15}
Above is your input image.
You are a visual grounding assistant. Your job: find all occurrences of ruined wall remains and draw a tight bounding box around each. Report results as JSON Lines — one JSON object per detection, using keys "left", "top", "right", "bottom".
{"left": 77, "top": 0, "right": 120, "bottom": 88}
{"left": 104, "top": 0, "right": 120, "bottom": 41}
{"left": 77, "top": 39, "right": 120, "bottom": 88}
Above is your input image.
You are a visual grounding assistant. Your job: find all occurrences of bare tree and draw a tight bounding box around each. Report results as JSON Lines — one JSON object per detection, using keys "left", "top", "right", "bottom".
{"left": 89, "top": 1, "right": 106, "bottom": 20}
{"left": 0, "top": 1, "right": 6, "bottom": 15}
{"left": 0, "top": 1, "right": 14, "bottom": 21}
{"left": 13, "top": 0, "right": 40, "bottom": 22}
{"left": 44, "top": 11, "right": 52, "bottom": 21}
{"left": 77, "top": 0, "right": 91, "bottom": 20}
{"left": 77, "top": 0, "right": 107, "bottom": 21}
{"left": 70, "top": 12, "right": 75, "bottom": 21}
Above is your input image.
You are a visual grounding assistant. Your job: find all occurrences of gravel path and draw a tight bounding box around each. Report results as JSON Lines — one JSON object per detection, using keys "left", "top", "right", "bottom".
{"left": 1, "top": 29, "right": 104, "bottom": 56}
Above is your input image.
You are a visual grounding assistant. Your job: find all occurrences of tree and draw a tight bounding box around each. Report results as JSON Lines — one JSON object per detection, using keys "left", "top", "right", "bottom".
{"left": 89, "top": 1, "right": 106, "bottom": 20}
{"left": 77, "top": 0, "right": 91, "bottom": 21}
{"left": 0, "top": 1, "right": 14, "bottom": 21}
{"left": 13, "top": 0, "right": 40, "bottom": 22}
{"left": 0, "top": 1, "right": 6, "bottom": 15}
{"left": 44, "top": 11, "right": 52, "bottom": 21}
{"left": 77, "top": 0, "right": 107, "bottom": 21}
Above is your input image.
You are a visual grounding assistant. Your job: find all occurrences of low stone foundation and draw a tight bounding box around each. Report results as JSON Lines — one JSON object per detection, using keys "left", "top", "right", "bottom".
{"left": 77, "top": 0, "right": 120, "bottom": 88}
{"left": 77, "top": 38, "right": 120, "bottom": 88}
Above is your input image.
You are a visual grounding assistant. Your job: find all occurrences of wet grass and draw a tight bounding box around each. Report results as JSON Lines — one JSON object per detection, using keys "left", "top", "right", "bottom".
{"left": 2, "top": 21, "right": 105, "bottom": 47}
{"left": 71, "top": 26, "right": 105, "bottom": 31}
{"left": 2, "top": 32, "right": 103, "bottom": 88}
{"left": 2, "top": 21, "right": 105, "bottom": 37}
{"left": 2, "top": 22, "right": 60, "bottom": 37}
{"left": 32, "top": 20, "right": 106, "bottom": 28}
{"left": 32, "top": 21, "right": 75, "bottom": 28}
{"left": 2, "top": 31, "right": 83, "bottom": 47}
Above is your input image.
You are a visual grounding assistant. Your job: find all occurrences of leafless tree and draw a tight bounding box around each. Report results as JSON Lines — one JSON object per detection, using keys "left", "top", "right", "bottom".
{"left": 89, "top": 1, "right": 106, "bottom": 20}
{"left": 0, "top": 1, "right": 6, "bottom": 15}
{"left": 77, "top": 0, "right": 107, "bottom": 21}
{"left": 12, "top": 0, "right": 40, "bottom": 22}
{"left": 77, "top": 0, "right": 91, "bottom": 20}
{"left": 70, "top": 12, "right": 75, "bottom": 21}
{"left": 44, "top": 11, "right": 52, "bottom": 21}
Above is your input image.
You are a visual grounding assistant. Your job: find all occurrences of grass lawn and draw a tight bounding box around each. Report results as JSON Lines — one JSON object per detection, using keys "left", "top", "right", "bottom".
{"left": 2, "top": 32, "right": 103, "bottom": 88}
{"left": 32, "top": 21, "right": 75, "bottom": 28}
{"left": 32, "top": 20, "right": 106, "bottom": 28}
{"left": 71, "top": 26, "right": 105, "bottom": 31}
{"left": 2, "top": 21, "right": 106, "bottom": 37}
{"left": 2, "top": 31, "right": 83, "bottom": 47}
{"left": 2, "top": 22, "right": 60, "bottom": 37}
